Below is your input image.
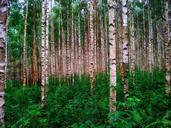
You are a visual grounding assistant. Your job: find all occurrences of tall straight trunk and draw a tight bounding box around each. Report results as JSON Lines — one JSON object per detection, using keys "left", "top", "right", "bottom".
{"left": 117, "top": 0, "right": 123, "bottom": 72}
{"left": 50, "top": 0, "right": 56, "bottom": 75}
{"left": 23, "top": 0, "right": 28, "bottom": 86}
{"left": 156, "top": 22, "right": 162, "bottom": 70}
{"left": 99, "top": 0, "right": 107, "bottom": 73}
{"left": 142, "top": 0, "right": 147, "bottom": 71}
{"left": 66, "top": 0, "right": 71, "bottom": 77}
{"left": 89, "top": 0, "right": 95, "bottom": 95}
{"left": 0, "top": 0, "right": 8, "bottom": 123}
{"left": 71, "top": 0, "right": 74, "bottom": 75}
{"left": 58, "top": 2, "right": 62, "bottom": 79}
{"left": 32, "top": 0, "right": 38, "bottom": 84}
{"left": 62, "top": 23, "right": 66, "bottom": 77}
{"left": 122, "top": 0, "right": 129, "bottom": 99}
{"left": 164, "top": 0, "right": 170, "bottom": 95}
{"left": 101, "top": 14, "right": 107, "bottom": 73}
{"left": 41, "top": 0, "right": 49, "bottom": 108}
{"left": 78, "top": 8, "right": 82, "bottom": 77}
{"left": 83, "top": 7, "right": 88, "bottom": 75}
{"left": 130, "top": 0, "right": 135, "bottom": 76}
{"left": 108, "top": 0, "right": 117, "bottom": 112}
{"left": 93, "top": 0, "right": 97, "bottom": 74}
{"left": 135, "top": 14, "right": 140, "bottom": 69}
{"left": 148, "top": 1, "right": 153, "bottom": 72}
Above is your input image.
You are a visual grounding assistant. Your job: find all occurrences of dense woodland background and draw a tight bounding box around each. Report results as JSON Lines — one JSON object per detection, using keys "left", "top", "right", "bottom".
{"left": 0, "top": 0, "right": 170, "bottom": 127}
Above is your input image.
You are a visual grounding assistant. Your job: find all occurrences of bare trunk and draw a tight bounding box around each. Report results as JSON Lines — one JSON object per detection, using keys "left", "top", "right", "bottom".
{"left": 23, "top": 0, "right": 28, "bottom": 86}
{"left": 41, "top": 0, "right": 49, "bottom": 108}
{"left": 130, "top": 1, "right": 135, "bottom": 76}
{"left": 32, "top": 0, "right": 38, "bottom": 84}
{"left": 0, "top": 0, "right": 8, "bottom": 123}
{"left": 164, "top": 0, "right": 170, "bottom": 95}
{"left": 89, "top": 0, "right": 95, "bottom": 95}
{"left": 122, "top": 0, "right": 129, "bottom": 99}
{"left": 50, "top": 0, "right": 56, "bottom": 75}
{"left": 108, "top": 0, "right": 117, "bottom": 112}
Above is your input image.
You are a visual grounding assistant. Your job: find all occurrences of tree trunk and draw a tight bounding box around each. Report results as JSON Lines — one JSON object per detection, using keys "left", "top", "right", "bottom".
{"left": 122, "top": 0, "right": 129, "bottom": 99}
{"left": 32, "top": 0, "right": 38, "bottom": 84}
{"left": 50, "top": 0, "right": 56, "bottom": 76}
{"left": 89, "top": 0, "right": 95, "bottom": 95}
{"left": 164, "top": 0, "right": 170, "bottom": 95}
{"left": 23, "top": 0, "right": 28, "bottom": 86}
{"left": 41, "top": 0, "right": 49, "bottom": 108}
{"left": 142, "top": 0, "right": 147, "bottom": 71}
{"left": 0, "top": 0, "right": 8, "bottom": 123}
{"left": 148, "top": 1, "right": 153, "bottom": 72}
{"left": 108, "top": 0, "right": 117, "bottom": 112}
{"left": 130, "top": 1, "right": 135, "bottom": 78}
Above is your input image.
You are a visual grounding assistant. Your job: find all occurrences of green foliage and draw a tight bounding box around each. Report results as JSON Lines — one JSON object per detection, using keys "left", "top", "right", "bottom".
{"left": 5, "top": 82, "right": 47, "bottom": 128}
{"left": 4, "top": 71, "right": 171, "bottom": 127}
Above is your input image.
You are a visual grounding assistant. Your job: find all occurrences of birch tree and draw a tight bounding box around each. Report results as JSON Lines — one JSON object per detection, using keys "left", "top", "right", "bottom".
{"left": 164, "top": 0, "right": 170, "bottom": 95}
{"left": 0, "top": 0, "right": 8, "bottom": 123}
{"left": 122, "top": 0, "right": 129, "bottom": 99}
{"left": 108, "top": 0, "right": 117, "bottom": 112}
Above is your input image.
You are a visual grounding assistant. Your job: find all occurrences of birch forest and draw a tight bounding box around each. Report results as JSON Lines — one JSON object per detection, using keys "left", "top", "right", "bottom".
{"left": 0, "top": 0, "right": 171, "bottom": 127}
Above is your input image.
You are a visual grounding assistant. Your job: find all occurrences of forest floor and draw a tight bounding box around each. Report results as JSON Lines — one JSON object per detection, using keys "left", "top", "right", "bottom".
{"left": 3, "top": 70, "right": 171, "bottom": 128}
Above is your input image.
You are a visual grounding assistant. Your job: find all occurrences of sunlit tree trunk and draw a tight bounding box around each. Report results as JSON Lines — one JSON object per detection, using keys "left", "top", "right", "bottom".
{"left": 0, "top": 0, "right": 8, "bottom": 123}
{"left": 108, "top": 0, "right": 117, "bottom": 112}
{"left": 130, "top": 0, "right": 135, "bottom": 77}
{"left": 93, "top": 0, "right": 97, "bottom": 74}
{"left": 164, "top": 0, "right": 170, "bottom": 95}
{"left": 122, "top": 0, "right": 129, "bottom": 99}
{"left": 89, "top": 0, "right": 95, "bottom": 95}
{"left": 41, "top": 0, "right": 49, "bottom": 108}
{"left": 142, "top": 0, "right": 147, "bottom": 71}
{"left": 148, "top": 1, "right": 153, "bottom": 72}
{"left": 32, "top": 0, "right": 38, "bottom": 84}
{"left": 23, "top": 0, "right": 28, "bottom": 86}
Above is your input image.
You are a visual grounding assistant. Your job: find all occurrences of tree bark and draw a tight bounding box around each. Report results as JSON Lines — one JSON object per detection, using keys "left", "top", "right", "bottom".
{"left": 0, "top": 0, "right": 8, "bottom": 123}
{"left": 164, "top": 0, "right": 170, "bottom": 95}
{"left": 23, "top": 0, "right": 28, "bottom": 86}
{"left": 108, "top": 0, "right": 117, "bottom": 112}
{"left": 32, "top": 0, "right": 38, "bottom": 84}
{"left": 122, "top": 0, "right": 129, "bottom": 99}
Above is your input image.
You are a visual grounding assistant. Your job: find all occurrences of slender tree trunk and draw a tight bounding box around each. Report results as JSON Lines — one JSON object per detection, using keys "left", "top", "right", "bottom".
{"left": 148, "top": 1, "right": 153, "bottom": 72}
{"left": 89, "top": 0, "right": 95, "bottom": 95}
{"left": 41, "top": 0, "right": 49, "bottom": 108}
{"left": 32, "top": 0, "right": 38, "bottom": 84}
{"left": 78, "top": 8, "right": 82, "bottom": 77}
{"left": 23, "top": 0, "right": 28, "bottom": 86}
{"left": 130, "top": 1, "right": 135, "bottom": 78}
{"left": 122, "top": 0, "right": 129, "bottom": 99}
{"left": 164, "top": 0, "right": 170, "bottom": 95}
{"left": 83, "top": 6, "right": 88, "bottom": 75}
{"left": 0, "top": 0, "right": 8, "bottom": 123}
{"left": 118, "top": 0, "right": 123, "bottom": 73}
{"left": 71, "top": 0, "right": 74, "bottom": 76}
{"left": 142, "top": 0, "right": 147, "bottom": 71}
{"left": 50, "top": 0, "right": 56, "bottom": 75}
{"left": 108, "top": 0, "right": 117, "bottom": 112}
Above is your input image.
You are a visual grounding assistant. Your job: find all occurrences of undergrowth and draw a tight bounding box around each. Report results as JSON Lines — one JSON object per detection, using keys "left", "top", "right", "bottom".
{"left": 3, "top": 70, "right": 171, "bottom": 128}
